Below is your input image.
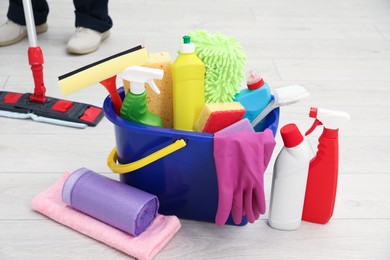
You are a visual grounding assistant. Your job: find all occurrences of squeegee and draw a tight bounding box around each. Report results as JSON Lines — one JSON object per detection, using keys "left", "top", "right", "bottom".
{"left": 0, "top": 0, "right": 104, "bottom": 128}
{"left": 58, "top": 46, "right": 149, "bottom": 115}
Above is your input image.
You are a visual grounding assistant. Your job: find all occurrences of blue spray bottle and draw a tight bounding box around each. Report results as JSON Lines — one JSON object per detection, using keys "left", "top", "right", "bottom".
{"left": 234, "top": 71, "right": 272, "bottom": 131}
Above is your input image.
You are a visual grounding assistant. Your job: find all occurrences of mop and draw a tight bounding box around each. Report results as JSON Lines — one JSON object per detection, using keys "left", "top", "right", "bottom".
{"left": 0, "top": 0, "right": 104, "bottom": 128}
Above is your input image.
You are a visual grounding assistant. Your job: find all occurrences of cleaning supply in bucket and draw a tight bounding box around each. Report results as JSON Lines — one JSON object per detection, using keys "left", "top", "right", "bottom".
{"left": 120, "top": 66, "right": 164, "bottom": 127}
{"left": 216, "top": 118, "right": 254, "bottom": 134}
{"left": 123, "top": 52, "right": 174, "bottom": 128}
{"left": 172, "top": 35, "right": 205, "bottom": 131}
{"left": 146, "top": 52, "right": 174, "bottom": 128}
{"left": 213, "top": 129, "right": 276, "bottom": 225}
{"left": 302, "top": 107, "right": 350, "bottom": 224}
{"left": 251, "top": 85, "right": 309, "bottom": 128}
{"left": 62, "top": 167, "right": 159, "bottom": 236}
{"left": 268, "top": 123, "right": 310, "bottom": 230}
{"left": 234, "top": 70, "right": 272, "bottom": 131}
{"left": 189, "top": 30, "right": 246, "bottom": 103}
{"left": 32, "top": 171, "right": 181, "bottom": 260}
{"left": 195, "top": 102, "right": 245, "bottom": 133}
{"left": 58, "top": 46, "right": 149, "bottom": 115}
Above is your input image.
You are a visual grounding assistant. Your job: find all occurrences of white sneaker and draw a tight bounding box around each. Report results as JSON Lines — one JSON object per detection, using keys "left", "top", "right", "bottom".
{"left": 67, "top": 27, "right": 110, "bottom": 55}
{"left": 0, "top": 20, "right": 48, "bottom": 46}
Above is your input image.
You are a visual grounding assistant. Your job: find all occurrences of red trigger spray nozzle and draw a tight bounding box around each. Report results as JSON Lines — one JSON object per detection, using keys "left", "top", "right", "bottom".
{"left": 305, "top": 107, "right": 322, "bottom": 136}
{"left": 305, "top": 119, "right": 323, "bottom": 136}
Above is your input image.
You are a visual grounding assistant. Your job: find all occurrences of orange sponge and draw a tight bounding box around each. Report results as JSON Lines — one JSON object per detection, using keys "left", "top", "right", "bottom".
{"left": 145, "top": 52, "right": 173, "bottom": 128}
{"left": 195, "top": 102, "right": 246, "bottom": 133}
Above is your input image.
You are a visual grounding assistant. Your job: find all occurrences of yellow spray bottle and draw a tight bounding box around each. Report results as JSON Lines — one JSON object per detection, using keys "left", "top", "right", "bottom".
{"left": 172, "top": 35, "right": 205, "bottom": 131}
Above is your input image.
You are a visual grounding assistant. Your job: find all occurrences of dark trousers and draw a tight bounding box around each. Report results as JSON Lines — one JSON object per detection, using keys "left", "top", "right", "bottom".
{"left": 7, "top": 0, "right": 112, "bottom": 32}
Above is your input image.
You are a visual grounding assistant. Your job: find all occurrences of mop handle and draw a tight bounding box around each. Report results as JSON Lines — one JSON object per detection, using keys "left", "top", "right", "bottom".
{"left": 22, "top": 0, "right": 47, "bottom": 102}
{"left": 22, "top": 0, "right": 38, "bottom": 47}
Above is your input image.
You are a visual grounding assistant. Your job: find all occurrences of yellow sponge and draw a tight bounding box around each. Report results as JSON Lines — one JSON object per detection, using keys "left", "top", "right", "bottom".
{"left": 195, "top": 102, "right": 246, "bottom": 133}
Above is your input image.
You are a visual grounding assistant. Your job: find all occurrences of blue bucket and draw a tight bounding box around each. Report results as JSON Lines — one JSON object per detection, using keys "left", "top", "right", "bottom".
{"left": 104, "top": 88, "right": 279, "bottom": 226}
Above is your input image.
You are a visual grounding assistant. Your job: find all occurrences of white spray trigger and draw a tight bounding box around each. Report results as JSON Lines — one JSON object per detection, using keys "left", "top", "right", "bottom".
{"left": 122, "top": 66, "right": 164, "bottom": 95}
{"left": 306, "top": 107, "right": 350, "bottom": 133}
{"left": 147, "top": 79, "right": 161, "bottom": 95}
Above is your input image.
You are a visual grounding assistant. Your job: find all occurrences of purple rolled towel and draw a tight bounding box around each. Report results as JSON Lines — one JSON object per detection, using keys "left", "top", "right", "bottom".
{"left": 62, "top": 167, "right": 159, "bottom": 236}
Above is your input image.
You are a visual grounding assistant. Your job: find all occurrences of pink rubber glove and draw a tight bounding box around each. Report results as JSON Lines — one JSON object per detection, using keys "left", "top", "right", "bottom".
{"left": 213, "top": 129, "right": 276, "bottom": 226}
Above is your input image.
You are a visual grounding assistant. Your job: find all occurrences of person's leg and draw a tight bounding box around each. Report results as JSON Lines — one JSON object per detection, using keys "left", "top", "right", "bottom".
{"left": 8, "top": 0, "right": 49, "bottom": 26}
{"left": 0, "top": 0, "right": 48, "bottom": 46}
{"left": 67, "top": 0, "right": 112, "bottom": 54}
{"left": 73, "top": 0, "right": 112, "bottom": 33}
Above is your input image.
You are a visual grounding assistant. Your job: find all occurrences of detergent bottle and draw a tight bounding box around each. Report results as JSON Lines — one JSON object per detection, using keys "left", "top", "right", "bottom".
{"left": 302, "top": 107, "right": 350, "bottom": 224}
{"left": 120, "top": 66, "right": 164, "bottom": 127}
{"left": 268, "top": 123, "right": 310, "bottom": 230}
{"left": 172, "top": 35, "right": 205, "bottom": 131}
{"left": 234, "top": 70, "right": 272, "bottom": 132}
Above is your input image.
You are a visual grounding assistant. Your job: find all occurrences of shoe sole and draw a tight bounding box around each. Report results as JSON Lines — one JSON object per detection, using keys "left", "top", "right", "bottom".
{"left": 66, "top": 30, "right": 110, "bottom": 55}
{"left": 0, "top": 34, "right": 26, "bottom": 46}
{"left": 0, "top": 23, "right": 48, "bottom": 47}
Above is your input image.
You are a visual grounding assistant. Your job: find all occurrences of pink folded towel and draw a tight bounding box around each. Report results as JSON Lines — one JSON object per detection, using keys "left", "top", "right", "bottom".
{"left": 32, "top": 172, "right": 181, "bottom": 260}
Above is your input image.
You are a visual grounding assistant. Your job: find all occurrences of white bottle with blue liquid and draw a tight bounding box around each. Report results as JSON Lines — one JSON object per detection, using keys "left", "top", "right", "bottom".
{"left": 234, "top": 71, "right": 272, "bottom": 131}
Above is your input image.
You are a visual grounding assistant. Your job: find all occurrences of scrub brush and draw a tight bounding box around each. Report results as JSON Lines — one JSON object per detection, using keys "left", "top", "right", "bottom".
{"left": 251, "top": 85, "right": 309, "bottom": 127}
{"left": 189, "top": 30, "right": 246, "bottom": 103}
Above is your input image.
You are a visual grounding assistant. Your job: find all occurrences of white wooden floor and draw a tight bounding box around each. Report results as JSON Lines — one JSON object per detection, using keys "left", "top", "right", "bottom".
{"left": 1, "top": 0, "right": 390, "bottom": 259}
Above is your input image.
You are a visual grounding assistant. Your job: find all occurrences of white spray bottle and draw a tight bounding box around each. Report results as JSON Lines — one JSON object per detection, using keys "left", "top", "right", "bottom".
{"left": 268, "top": 123, "right": 310, "bottom": 230}
{"left": 120, "top": 66, "right": 164, "bottom": 127}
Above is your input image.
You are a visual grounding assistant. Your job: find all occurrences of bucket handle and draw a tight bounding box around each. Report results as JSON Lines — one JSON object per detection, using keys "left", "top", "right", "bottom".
{"left": 107, "top": 139, "right": 187, "bottom": 174}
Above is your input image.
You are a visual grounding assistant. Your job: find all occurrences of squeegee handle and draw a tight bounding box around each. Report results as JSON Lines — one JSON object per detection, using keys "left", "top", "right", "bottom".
{"left": 22, "top": 0, "right": 38, "bottom": 47}
{"left": 100, "top": 75, "right": 123, "bottom": 115}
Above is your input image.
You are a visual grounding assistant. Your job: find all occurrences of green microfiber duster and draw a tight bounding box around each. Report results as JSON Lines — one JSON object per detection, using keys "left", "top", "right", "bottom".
{"left": 189, "top": 30, "right": 247, "bottom": 103}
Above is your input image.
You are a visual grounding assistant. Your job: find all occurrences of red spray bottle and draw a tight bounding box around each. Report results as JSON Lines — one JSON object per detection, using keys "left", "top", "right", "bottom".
{"left": 302, "top": 107, "right": 350, "bottom": 224}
